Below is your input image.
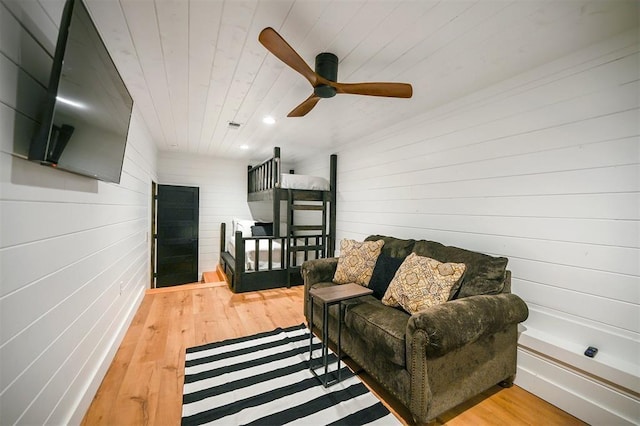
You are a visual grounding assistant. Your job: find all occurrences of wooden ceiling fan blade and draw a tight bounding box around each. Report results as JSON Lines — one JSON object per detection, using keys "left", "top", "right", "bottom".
{"left": 333, "top": 82, "right": 413, "bottom": 98}
{"left": 287, "top": 94, "right": 321, "bottom": 117}
{"left": 259, "top": 27, "right": 318, "bottom": 86}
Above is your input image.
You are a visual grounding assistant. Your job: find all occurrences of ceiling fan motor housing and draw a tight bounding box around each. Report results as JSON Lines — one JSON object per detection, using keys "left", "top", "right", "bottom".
{"left": 314, "top": 52, "right": 338, "bottom": 98}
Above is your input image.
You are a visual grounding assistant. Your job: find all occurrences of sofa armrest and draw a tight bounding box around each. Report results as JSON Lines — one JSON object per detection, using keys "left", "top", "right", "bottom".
{"left": 407, "top": 293, "right": 528, "bottom": 358}
{"left": 301, "top": 257, "right": 339, "bottom": 287}
{"left": 301, "top": 258, "right": 339, "bottom": 322}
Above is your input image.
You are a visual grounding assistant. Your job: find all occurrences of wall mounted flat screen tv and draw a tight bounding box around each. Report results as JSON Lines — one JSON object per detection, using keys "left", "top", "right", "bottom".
{"left": 28, "top": 0, "right": 133, "bottom": 184}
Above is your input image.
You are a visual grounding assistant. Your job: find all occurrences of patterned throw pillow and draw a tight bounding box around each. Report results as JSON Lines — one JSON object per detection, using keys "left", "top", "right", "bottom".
{"left": 333, "top": 239, "right": 385, "bottom": 286}
{"left": 382, "top": 253, "right": 466, "bottom": 314}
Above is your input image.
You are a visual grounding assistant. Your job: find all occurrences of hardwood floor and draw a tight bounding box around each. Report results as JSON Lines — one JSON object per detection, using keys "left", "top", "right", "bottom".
{"left": 81, "top": 281, "right": 585, "bottom": 426}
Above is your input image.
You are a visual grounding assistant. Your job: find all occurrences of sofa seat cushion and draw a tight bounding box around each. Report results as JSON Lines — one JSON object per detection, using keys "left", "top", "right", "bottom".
{"left": 345, "top": 297, "right": 410, "bottom": 367}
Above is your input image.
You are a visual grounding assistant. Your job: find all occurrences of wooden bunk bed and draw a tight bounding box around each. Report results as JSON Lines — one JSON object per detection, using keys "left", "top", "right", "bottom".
{"left": 220, "top": 147, "right": 337, "bottom": 293}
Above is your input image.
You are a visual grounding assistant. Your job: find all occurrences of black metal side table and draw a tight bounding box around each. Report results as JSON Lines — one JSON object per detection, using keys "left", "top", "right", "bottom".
{"left": 307, "top": 283, "right": 373, "bottom": 387}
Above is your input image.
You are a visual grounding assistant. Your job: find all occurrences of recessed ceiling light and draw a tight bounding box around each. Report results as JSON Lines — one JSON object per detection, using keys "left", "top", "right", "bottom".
{"left": 262, "top": 115, "right": 276, "bottom": 125}
{"left": 240, "top": 144, "right": 249, "bottom": 150}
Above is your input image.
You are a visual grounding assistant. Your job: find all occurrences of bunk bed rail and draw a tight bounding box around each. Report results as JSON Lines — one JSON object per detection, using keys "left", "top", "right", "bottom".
{"left": 248, "top": 147, "right": 281, "bottom": 194}
{"left": 219, "top": 222, "right": 292, "bottom": 292}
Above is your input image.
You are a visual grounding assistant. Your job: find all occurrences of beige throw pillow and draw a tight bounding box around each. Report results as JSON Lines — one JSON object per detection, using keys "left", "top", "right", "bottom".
{"left": 333, "top": 239, "right": 385, "bottom": 286}
{"left": 382, "top": 253, "right": 466, "bottom": 314}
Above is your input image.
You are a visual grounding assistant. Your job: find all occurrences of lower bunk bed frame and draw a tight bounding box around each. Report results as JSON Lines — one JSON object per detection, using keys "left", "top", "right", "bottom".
{"left": 220, "top": 148, "right": 337, "bottom": 293}
{"left": 219, "top": 222, "right": 290, "bottom": 292}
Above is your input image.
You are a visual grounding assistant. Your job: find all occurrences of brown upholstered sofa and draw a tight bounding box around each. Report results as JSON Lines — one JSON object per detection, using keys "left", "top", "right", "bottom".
{"left": 301, "top": 235, "right": 529, "bottom": 424}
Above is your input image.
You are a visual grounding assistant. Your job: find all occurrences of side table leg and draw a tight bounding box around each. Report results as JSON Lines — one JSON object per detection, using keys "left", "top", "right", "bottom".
{"left": 308, "top": 294, "right": 314, "bottom": 363}
{"left": 338, "top": 302, "right": 343, "bottom": 382}
{"left": 322, "top": 301, "right": 329, "bottom": 387}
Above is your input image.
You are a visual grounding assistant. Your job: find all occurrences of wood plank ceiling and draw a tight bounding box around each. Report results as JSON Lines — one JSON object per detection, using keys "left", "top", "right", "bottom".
{"left": 35, "top": 0, "right": 640, "bottom": 162}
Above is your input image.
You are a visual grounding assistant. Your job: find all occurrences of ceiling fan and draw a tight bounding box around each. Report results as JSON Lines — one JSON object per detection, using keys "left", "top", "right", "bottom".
{"left": 258, "top": 27, "right": 413, "bottom": 117}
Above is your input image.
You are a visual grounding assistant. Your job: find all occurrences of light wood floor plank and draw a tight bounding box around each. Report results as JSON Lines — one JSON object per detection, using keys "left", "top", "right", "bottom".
{"left": 81, "top": 283, "right": 585, "bottom": 426}
{"left": 154, "top": 290, "right": 193, "bottom": 424}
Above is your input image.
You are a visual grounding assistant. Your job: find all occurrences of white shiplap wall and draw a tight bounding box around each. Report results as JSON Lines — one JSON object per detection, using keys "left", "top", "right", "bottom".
{"left": 157, "top": 152, "right": 253, "bottom": 278}
{"left": 0, "top": 1, "right": 157, "bottom": 424}
{"left": 295, "top": 30, "right": 639, "bottom": 424}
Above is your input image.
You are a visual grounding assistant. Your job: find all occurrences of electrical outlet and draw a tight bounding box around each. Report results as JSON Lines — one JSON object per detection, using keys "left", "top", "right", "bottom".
{"left": 119, "top": 281, "right": 124, "bottom": 295}
{"left": 584, "top": 346, "right": 598, "bottom": 358}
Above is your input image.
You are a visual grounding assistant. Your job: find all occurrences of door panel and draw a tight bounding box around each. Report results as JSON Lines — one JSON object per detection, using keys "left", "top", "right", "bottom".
{"left": 156, "top": 185, "right": 199, "bottom": 287}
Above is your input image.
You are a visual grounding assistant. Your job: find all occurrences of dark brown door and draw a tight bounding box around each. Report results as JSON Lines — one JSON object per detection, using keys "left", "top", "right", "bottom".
{"left": 156, "top": 185, "right": 199, "bottom": 287}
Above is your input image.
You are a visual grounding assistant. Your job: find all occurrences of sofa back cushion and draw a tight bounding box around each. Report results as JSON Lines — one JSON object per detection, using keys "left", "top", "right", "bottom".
{"left": 412, "top": 240, "right": 508, "bottom": 298}
{"left": 365, "top": 235, "right": 415, "bottom": 258}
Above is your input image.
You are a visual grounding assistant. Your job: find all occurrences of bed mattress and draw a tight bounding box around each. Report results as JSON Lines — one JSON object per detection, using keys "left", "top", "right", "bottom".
{"left": 228, "top": 239, "right": 283, "bottom": 271}
{"left": 278, "top": 174, "right": 330, "bottom": 191}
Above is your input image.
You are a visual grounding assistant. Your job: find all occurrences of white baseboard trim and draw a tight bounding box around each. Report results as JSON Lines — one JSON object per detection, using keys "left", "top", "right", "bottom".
{"left": 67, "top": 285, "right": 146, "bottom": 425}
{"left": 516, "top": 346, "right": 639, "bottom": 425}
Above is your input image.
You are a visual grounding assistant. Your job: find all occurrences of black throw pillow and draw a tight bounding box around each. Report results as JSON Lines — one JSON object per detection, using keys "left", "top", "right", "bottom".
{"left": 251, "top": 222, "right": 273, "bottom": 236}
{"left": 251, "top": 226, "right": 267, "bottom": 236}
{"left": 369, "top": 252, "right": 405, "bottom": 300}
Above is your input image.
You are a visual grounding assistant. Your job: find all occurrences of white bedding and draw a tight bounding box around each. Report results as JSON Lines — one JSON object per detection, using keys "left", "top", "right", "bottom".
{"left": 228, "top": 238, "right": 283, "bottom": 271}
{"left": 278, "top": 174, "right": 330, "bottom": 191}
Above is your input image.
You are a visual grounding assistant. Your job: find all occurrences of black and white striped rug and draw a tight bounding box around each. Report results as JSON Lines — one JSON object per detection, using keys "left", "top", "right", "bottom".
{"left": 182, "top": 324, "right": 400, "bottom": 425}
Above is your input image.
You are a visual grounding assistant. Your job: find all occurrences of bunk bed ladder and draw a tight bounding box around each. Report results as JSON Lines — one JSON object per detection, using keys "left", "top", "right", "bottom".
{"left": 286, "top": 189, "right": 328, "bottom": 287}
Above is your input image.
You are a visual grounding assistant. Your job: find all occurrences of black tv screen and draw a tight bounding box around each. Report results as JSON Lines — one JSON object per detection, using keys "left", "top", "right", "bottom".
{"left": 29, "top": 0, "right": 133, "bottom": 184}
